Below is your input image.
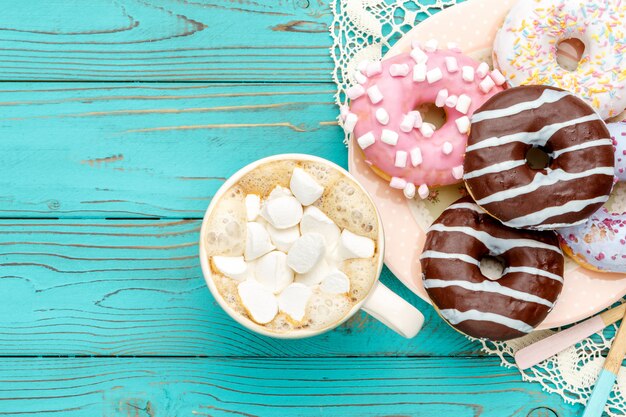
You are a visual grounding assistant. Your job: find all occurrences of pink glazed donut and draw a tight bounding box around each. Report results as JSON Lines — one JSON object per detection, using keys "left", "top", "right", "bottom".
{"left": 344, "top": 41, "right": 505, "bottom": 199}
{"left": 557, "top": 122, "right": 626, "bottom": 273}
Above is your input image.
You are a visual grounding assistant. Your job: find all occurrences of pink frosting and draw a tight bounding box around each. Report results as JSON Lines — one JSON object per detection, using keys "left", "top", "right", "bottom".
{"left": 348, "top": 48, "right": 504, "bottom": 191}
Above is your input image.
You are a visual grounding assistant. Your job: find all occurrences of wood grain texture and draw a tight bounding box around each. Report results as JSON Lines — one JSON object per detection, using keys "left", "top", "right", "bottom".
{"left": 0, "top": 218, "right": 475, "bottom": 357}
{"left": 0, "top": 357, "right": 579, "bottom": 417}
{"left": 0, "top": 82, "right": 341, "bottom": 218}
{"left": 0, "top": 0, "right": 333, "bottom": 81}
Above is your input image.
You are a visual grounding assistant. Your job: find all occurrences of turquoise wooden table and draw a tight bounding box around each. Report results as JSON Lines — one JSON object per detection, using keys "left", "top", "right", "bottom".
{"left": 0, "top": 1, "right": 584, "bottom": 416}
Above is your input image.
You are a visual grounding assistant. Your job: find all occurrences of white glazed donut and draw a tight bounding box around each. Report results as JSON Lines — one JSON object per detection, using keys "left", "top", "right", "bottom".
{"left": 493, "top": 0, "right": 626, "bottom": 119}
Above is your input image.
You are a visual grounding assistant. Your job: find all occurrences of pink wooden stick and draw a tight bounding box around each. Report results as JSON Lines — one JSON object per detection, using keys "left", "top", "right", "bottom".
{"left": 515, "top": 304, "right": 626, "bottom": 370}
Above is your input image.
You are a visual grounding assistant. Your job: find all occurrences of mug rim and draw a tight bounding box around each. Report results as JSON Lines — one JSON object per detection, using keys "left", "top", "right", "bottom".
{"left": 198, "top": 153, "right": 385, "bottom": 339}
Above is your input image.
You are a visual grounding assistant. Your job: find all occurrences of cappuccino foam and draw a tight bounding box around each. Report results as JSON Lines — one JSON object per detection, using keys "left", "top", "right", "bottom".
{"left": 204, "top": 158, "right": 380, "bottom": 335}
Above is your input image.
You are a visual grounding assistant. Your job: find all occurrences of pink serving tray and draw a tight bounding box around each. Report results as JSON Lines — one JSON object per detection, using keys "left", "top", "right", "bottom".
{"left": 348, "top": 0, "right": 626, "bottom": 329}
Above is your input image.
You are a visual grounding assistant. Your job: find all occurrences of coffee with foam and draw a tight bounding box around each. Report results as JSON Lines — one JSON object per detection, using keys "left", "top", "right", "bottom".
{"left": 203, "top": 158, "right": 380, "bottom": 335}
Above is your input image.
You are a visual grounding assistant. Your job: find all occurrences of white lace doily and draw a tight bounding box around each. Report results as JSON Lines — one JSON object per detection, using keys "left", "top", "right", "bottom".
{"left": 330, "top": 1, "right": 626, "bottom": 415}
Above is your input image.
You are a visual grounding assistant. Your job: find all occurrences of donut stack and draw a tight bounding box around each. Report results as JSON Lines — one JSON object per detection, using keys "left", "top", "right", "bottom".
{"left": 340, "top": 0, "right": 626, "bottom": 341}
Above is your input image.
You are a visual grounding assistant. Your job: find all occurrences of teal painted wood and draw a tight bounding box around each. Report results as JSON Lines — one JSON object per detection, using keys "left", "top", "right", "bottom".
{"left": 0, "top": 357, "right": 579, "bottom": 417}
{"left": 0, "top": 0, "right": 332, "bottom": 82}
{"left": 0, "top": 219, "right": 474, "bottom": 356}
{"left": 0, "top": 82, "right": 341, "bottom": 218}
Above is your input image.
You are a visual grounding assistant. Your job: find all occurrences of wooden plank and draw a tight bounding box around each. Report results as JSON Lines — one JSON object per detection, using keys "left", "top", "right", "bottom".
{"left": 0, "top": 0, "right": 333, "bottom": 82}
{"left": 0, "top": 356, "right": 578, "bottom": 417}
{"left": 0, "top": 82, "right": 342, "bottom": 218}
{"left": 0, "top": 218, "right": 475, "bottom": 357}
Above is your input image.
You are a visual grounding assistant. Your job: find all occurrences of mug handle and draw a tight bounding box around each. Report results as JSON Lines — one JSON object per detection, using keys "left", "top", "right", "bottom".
{"left": 361, "top": 281, "right": 424, "bottom": 338}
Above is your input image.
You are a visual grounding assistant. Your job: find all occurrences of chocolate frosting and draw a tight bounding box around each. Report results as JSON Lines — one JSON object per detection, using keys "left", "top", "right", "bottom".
{"left": 420, "top": 197, "right": 564, "bottom": 341}
{"left": 464, "top": 85, "right": 615, "bottom": 230}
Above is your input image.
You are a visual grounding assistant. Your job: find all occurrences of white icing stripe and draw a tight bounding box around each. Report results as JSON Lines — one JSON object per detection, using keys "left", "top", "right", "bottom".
{"left": 439, "top": 309, "right": 534, "bottom": 334}
{"left": 420, "top": 250, "right": 480, "bottom": 266}
{"left": 427, "top": 224, "right": 562, "bottom": 254}
{"left": 504, "top": 195, "right": 610, "bottom": 228}
{"left": 551, "top": 138, "right": 614, "bottom": 158}
{"left": 539, "top": 219, "right": 589, "bottom": 230}
{"left": 424, "top": 279, "right": 553, "bottom": 307}
{"left": 446, "top": 202, "right": 485, "bottom": 213}
{"left": 502, "top": 266, "right": 564, "bottom": 283}
{"left": 466, "top": 114, "right": 600, "bottom": 152}
{"left": 476, "top": 167, "right": 615, "bottom": 206}
{"left": 463, "top": 159, "right": 527, "bottom": 179}
{"left": 471, "top": 89, "right": 571, "bottom": 123}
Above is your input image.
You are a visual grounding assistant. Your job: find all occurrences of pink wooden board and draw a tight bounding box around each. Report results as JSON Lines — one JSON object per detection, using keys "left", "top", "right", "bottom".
{"left": 348, "top": 0, "right": 626, "bottom": 329}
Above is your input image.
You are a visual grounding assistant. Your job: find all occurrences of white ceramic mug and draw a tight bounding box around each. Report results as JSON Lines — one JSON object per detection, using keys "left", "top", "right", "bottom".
{"left": 199, "top": 154, "right": 424, "bottom": 339}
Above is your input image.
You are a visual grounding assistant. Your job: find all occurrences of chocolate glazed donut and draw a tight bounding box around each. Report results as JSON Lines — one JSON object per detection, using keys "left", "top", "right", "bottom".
{"left": 464, "top": 85, "right": 615, "bottom": 230}
{"left": 420, "top": 197, "right": 564, "bottom": 341}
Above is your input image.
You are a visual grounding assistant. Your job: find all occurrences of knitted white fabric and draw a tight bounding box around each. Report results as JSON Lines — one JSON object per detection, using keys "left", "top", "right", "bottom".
{"left": 330, "top": 1, "right": 626, "bottom": 415}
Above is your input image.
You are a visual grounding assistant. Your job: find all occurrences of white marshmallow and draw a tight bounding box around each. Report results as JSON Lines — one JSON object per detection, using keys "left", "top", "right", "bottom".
{"left": 245, "top": 194, "right": 261, "bottom": 221}
{"left": 339, "top": 229, "right": 375, "bottom": 260}
{"left": 261, "top": 196, "right": 303, "bottom": 230}
{"left": 376, "top": 107, "right": 390, "bottom": 125}
{"left": 367, "top": 85, "right": 383, "bottom": 104}
{"left": 212, "top": 256, "right": 248, "bottom": 281}
{"left": 365, "top": 61, "right": 382, "bottom": 77}
{"left": 426, "top": 67, "right": 443, "bottom": 84}
{"left": 278, "top": 283, "right": 312, "bottom": 322}
{"left": 346, "top": 85, "right": 365, "bottom": 100}
{"left": 357, "top": 60, "right": 370, "bottom": 73}
{"left": 479, "top": 76, "right": 496, "bottom": 93}
{"left": 290, "top": 168, "right": 324, "bottom": 206}
{"left": 381, "top": 129, "right": 399, "bottom": 146}
{"left": 300, "top": 206, "right": 340, "bottom": 247}
{"left": 413, "top": 63, "right": 427, "bottom": 82}
{"left": 320, "top": 270, "right": 350, "bottom": 294}
{"left": 389, "top": 63, "right": 410, "bottom": 77}
{"left": 400, "top": 113, "right": 415, "bottom": 132}
{"left": 491, "top": 69, "right": 506, "bottom": 86}
{"left": 447, "top": 42, "right": 460, "bottom": 51}
{"left": 455, "top": 116, "right": 470, "bottom": 134}
{"left": 287, "top": 233, "right": 325, "bottom": 274}
{"left": 424, "top": 39, "right": 438, "bottom": 52}
{"left": 354, "top": 70, "right": 367, "bottom": 85}
{"left": 245, "top": 222, "right": 275, "bottom": 261}
{"left": 476, "top": 62, "right": 490, "bottom": 78}
{"left": 268, "top": 185, "right": 292, "bottom": 200}
{"left": 445, "top": 95, "right": 458, "bottom": 108}
{"left": 403, "top": 182, "right": 416, "bottom": 199}
{"left": 435, "top": 89, "right": 449, "bottom": 107}
{"left": 462, "top": 66, "right": 475, "bottom": 82}
{"left": 343, "top": 112, "right": 358, "bottom": 134}
{"left": 445, "top": 57, "right": 459, "bottom": 73}
{"left": 452, "top": 165, "right": 464, "bottom": 180}
{"left": 418, "top": 184, "right": 430, "bottom": 199}
{"left": 255, "top": 251, "right": 294, "bottom": 294}
{"left": 395, "top": 151, "right": 408, "bottom": 168}
{"left": 410, "top": 111, "right": 423, "bottom": 128}
{"left": 296, "top": 258, "right": 330, "bottom": 286}
{"left": 238, "top": 279, "right": 278, "bottom": 324}
{"left": 442, "top": 141, "right": 453, "bottom": 155}
{"left": 389, "top": 177, "right": 407, "bottom": 190}
{"left": 419, "top": 123, "right": 435, "bottom": 138}
{"left": 455, "top": 94, "right": 472, "bottom": 115}
{"left": 357, "top": 132, "right": 375, "bottom": 149}
{"left": 266, "top": 223, "right": 300, "bottom": 252}
{"left": 410, "top": 47, "right": 428, "bottom": 64}
{"left": 410, "top": 147, "right": 422, "bottom": 167}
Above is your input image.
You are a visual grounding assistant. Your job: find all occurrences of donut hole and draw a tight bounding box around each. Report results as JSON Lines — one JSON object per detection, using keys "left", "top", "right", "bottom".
{"left": 556, "top": 38, "right": 585, "bottom": 71}
{"left": 526, "top": 146, "right": 552, "bottom": 170}
{"left": 415, "top": 102, "right": 447, "bottom": 130}
{"left": 479, "top": 255, "right": 506, "bottom": 281}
